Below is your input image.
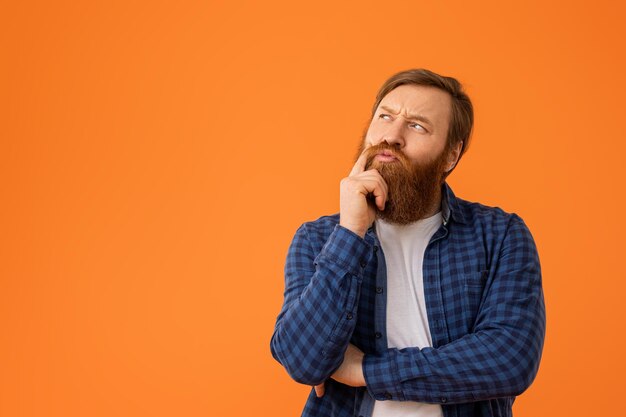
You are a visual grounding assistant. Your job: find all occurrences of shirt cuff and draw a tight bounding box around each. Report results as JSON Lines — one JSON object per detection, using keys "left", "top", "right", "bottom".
{"left": 314, "top": 224, "right": 372, "bottom": 277}
{"left": 363, "top": 350, "right": 406, "bottom": 401}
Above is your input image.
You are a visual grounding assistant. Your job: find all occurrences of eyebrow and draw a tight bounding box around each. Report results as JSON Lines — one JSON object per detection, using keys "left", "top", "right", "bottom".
{"left": 380, "top": 105, "right": 433, "bottom": 126}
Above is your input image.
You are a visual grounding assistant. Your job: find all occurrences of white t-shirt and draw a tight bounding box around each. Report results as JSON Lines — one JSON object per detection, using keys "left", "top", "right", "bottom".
{"left": 372, "top": 211, "right": 443, "bottom": 417}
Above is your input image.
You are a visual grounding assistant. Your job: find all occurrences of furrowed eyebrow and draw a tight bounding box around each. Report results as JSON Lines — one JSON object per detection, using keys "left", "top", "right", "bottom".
{"left": 380, "top": 105, "right": 432, "bottom": 126}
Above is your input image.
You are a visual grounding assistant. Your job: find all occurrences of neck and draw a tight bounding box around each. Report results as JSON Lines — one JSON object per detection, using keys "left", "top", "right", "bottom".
{"left": 422, "top": 185, "right": 443, "bottom": 219}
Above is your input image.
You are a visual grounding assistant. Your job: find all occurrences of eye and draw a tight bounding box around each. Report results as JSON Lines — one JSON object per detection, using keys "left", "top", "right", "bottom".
{"left": 409, "top": 122, "right": 427, "bottom": 132}
{"left": 378, "top": 113, "right": 392, "bottom": 121}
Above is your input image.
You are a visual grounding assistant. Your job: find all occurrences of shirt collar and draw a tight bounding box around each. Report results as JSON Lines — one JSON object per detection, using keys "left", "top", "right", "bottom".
{"left": 441, "top": 181, "right": 467, "bottom": 226}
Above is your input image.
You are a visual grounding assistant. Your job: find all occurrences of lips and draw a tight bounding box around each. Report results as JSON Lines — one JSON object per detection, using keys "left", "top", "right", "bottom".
{"left": 374, "top": 150, "right": 398, "bottom": 161}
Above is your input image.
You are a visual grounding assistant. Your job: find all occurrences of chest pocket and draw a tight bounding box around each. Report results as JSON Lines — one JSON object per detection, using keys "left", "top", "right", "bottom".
{"left": 463, "top": 270, "right": 489, "bottom": 327}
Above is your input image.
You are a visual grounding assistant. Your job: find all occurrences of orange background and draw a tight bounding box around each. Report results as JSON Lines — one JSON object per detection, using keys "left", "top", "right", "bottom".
{"left": 2, "top": 1, "right": 625, "bottom": 416}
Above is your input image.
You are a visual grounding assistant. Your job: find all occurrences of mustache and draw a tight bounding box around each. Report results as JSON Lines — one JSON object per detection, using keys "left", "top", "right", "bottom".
{"left": 364, "top": 142, "right": 411, "bottom": 168}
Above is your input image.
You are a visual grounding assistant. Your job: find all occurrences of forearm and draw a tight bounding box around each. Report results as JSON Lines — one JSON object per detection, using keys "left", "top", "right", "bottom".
{"left": 271, "top": 223, "right": 372, "bottom": 385}
{"left": 363, "top": 313, "right": 545, "bottom": 404}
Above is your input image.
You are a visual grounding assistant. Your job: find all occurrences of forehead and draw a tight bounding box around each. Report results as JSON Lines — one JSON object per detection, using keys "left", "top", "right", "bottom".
{"left": 378, "top": 84, "right": 452, "bottom": 126}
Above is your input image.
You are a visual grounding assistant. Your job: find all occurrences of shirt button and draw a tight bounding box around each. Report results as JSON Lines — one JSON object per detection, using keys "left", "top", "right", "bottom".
{"left": 441, "top": 397, "right": 447, "bottom": 403}
{"left": 346, "top": 312, "right": 353, "bottom": 320}
{"left": 360, "top": 260, "right": 367, "bottom": 268}
{"left": 376, "top": 287, "right": 383, "bottom": 294}
{"left": 375, "top": 332, "right": 382, "bottom": 339}
{"left": 384, "top": 392, "right": 392, "bottom": 400}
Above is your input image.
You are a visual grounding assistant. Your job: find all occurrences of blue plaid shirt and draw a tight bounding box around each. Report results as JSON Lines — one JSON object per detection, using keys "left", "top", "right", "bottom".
{"left": 270, "top": 182, "right": 545, "bottom": 417}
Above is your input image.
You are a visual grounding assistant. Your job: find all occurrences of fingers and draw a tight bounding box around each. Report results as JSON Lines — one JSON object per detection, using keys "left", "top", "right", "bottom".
{"left": 347, "top": 148, "right": 389, "bottom": 211}
{"left": 340, "top": 153, "right": 389, "bottom": 236}
{"left": 356, "top": 171, "right": 388, "bottom": 211}
{"left": 373, "top": 187, "right": 387, "bottom": 212}
{"left": 314, "top": 383, "right": 325, "bottom": 398}
{"left": 349, "top": 150, "right": 370, "bottom": 177}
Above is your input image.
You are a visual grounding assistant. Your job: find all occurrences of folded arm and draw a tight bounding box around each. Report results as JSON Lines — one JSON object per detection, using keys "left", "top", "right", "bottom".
{"left": 363, "top": 215, "right": 546, "bottom": 404}
{"left": 270, "top": 223, "right": 372, "bottom": 385}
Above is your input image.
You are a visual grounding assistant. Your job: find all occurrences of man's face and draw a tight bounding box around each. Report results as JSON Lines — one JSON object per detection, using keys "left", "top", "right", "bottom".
{"left": 362, "top": 84, "right": 453, "bottom": 169}
{"left": 357, "top": 84, "right": 457, "bottom": 224}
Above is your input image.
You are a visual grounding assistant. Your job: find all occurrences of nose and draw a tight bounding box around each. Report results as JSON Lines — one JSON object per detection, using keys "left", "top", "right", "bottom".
{"left": 373, "top": 119, "right": 405, "bottom": 148}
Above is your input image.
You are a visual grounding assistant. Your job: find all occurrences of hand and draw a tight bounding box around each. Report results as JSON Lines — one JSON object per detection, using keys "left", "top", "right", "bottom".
{"left": 339, "top": 149, "right": 388, "bottom": 238}
{"left": 314, "top": 344, "right": 366, "bottom": 398}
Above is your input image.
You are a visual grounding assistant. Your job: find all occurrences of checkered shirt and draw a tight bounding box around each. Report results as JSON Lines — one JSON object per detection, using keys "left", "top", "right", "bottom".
{"left": 270, "top": 182, "right": 546, "bottom": 417}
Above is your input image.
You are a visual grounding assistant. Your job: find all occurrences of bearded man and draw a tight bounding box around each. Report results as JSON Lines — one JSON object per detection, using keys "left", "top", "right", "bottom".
{"left": 270, "top": 69, "right": 546, "bottom": 417}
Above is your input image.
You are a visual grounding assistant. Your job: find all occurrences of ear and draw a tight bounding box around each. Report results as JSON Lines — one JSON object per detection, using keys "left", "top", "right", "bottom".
{"left": 445, "top": 141, "right": 463, "bottom": 172}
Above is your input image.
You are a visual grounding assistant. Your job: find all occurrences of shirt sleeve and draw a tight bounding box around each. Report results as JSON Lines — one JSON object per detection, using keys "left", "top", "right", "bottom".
{"left": 362, "top": 215, "right": 546, "bottom": 404}
{"left": 270, "top": 222, "right": 373, "bottom": 385}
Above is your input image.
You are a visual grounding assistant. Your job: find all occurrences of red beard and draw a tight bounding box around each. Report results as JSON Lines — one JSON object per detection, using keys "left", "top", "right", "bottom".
{"left": 358, "top": 141, "right": 449, "bottom": 224}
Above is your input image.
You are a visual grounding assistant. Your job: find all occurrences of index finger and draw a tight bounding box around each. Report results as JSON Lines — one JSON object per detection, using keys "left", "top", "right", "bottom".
{"left": 349, "top": 149, "right": 370, "bottom": 176}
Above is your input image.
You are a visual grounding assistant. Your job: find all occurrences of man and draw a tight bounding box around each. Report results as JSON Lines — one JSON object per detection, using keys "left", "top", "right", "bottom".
{"left": 270, "top": 68, "right": 545, "bottom": 417}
